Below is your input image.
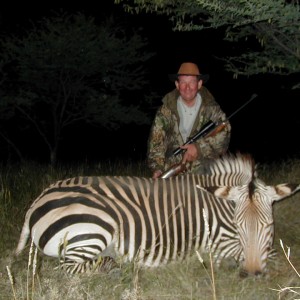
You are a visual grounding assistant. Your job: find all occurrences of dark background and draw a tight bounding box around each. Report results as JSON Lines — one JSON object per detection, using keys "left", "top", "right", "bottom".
{"left": 1, "top": 3, "right": 299, "bottom": 164}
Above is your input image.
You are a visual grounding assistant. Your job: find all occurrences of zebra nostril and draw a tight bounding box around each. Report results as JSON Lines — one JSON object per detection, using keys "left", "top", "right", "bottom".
{"left": 239, "top": 269, "right": 249, "bottom": 278}
{"left": 239, "top": 269, "right": 263, "bottom": 278}
{"left": 255, "top": 271, "right": 262, "bottom": 276}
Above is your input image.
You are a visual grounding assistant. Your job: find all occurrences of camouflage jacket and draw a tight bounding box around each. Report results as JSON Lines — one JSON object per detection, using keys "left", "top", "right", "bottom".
{"left": 147, "top": 87, "right": 231, "bottom": 174}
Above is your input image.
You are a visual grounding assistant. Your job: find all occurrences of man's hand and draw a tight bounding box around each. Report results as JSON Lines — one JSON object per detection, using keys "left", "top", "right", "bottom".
{"left": 181, "top": 143, "right": 198, "bottom": 164}
{"left": 152, "top": 170, "right": 163, "bottom": 179}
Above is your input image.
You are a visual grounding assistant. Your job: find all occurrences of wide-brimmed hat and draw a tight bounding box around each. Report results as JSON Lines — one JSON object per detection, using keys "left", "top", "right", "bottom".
{"left": 168, "top": 62, "right": 209, "bottom": 82}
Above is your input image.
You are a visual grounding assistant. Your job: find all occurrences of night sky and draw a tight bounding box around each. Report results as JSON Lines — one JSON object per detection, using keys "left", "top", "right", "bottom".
{"left": 1, "top": 3, "right": 299, "bottom": 164}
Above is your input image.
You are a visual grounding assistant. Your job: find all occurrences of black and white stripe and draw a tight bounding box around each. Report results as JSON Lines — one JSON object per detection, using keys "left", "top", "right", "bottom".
{"left": 16, "top": 154, "right": 300, "bottom": 275}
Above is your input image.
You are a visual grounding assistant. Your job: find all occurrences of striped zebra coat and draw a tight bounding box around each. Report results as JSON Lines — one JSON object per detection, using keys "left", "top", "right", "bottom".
{"left": 15, "top": 154, "right": 300, "bottom": 276}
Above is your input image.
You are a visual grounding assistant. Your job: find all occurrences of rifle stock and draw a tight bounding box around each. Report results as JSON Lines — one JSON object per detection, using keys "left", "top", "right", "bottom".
{"left": 160, "top": 163, "right": 186, "bottom": 179}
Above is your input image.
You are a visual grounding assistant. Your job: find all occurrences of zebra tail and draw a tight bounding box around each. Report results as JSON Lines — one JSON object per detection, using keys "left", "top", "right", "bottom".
{"left": 15, "top": 218, "right": 30, "bottom": 255}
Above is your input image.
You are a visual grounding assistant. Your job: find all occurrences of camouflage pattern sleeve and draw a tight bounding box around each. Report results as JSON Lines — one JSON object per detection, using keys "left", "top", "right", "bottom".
{"left": 195, "top": 103, "right": 231, "bottom": 159}
{"left": 147, "top": 105, "right": 172, "bottom": 173}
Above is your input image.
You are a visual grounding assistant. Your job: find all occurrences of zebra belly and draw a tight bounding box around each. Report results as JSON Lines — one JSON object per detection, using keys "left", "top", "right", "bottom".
{"left": 33, "top": 222, "right": 113, "bottom": 259}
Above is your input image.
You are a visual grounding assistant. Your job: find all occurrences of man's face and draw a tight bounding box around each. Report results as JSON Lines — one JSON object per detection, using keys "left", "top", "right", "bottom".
{"left": 175, "top": 75, "right": 202, "bottom": 103}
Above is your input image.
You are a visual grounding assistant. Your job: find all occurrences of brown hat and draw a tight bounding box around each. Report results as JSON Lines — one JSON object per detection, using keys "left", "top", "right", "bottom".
{"left": 169, "top": 62, "right": 209, "bottom": 82}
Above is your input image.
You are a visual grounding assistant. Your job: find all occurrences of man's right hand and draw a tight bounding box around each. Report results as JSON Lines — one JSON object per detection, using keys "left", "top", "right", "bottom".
{"left": 152, "top": 170, "right": 163, "bottom": 179}
{"left": 181, "top": 143, "right": 199, "bottom": 164}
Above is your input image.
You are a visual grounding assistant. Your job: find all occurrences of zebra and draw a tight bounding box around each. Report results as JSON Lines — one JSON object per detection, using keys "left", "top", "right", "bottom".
{"left": 15, "top": 153, "right": 300, "bottom": 276}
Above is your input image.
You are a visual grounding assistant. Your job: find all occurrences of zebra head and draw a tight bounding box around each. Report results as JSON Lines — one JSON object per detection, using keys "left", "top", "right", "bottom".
{"left": 200, "top": 154, "right": 300, "bottom": 276}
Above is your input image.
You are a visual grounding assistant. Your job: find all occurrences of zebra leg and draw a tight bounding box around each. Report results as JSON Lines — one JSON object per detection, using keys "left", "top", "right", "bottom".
{"left": 58, "top": 256, "right": 118, "bottom": 274}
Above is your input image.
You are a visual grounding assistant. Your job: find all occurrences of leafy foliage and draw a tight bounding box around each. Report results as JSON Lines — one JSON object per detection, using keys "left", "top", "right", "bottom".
{"left": 0, "top": 12, "right": 153, "bottom": 163}
{"left": 116, "top": 0, "right": 300, "bottom": 87}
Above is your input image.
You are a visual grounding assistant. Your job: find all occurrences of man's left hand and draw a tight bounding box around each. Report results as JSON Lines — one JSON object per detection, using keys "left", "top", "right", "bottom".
{"left": 181, "top": 144, "right": 198, "bottom": 164}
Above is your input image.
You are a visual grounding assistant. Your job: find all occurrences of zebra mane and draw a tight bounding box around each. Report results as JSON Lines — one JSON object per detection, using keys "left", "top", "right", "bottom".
{"left": 198, "top": 153, "right": 256, "bottom": 186}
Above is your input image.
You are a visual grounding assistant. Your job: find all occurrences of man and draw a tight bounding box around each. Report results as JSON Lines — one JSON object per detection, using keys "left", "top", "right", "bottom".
{"left": 147, "top": 62, "right": 231, "bottom": 179}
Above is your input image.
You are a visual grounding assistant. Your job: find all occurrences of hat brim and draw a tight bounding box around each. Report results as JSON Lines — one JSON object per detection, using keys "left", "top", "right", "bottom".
{"left": 168, "top": 73, "right": 209, "bottom": 83}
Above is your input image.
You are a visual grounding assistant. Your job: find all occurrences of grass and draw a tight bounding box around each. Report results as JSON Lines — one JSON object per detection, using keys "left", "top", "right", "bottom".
{"left": 0, "top": 157, "right": 300, "bottom": 299}
{"left": 270, "top": 239, "right": 300, "bottom": 298}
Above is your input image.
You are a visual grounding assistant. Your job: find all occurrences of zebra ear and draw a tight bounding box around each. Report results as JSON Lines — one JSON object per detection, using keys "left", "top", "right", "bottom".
{"left": 213, "top": 186, "right": 239, "bottom": 201}
{"left": 198, "top": 185, "right": 239, "bottom": 201}
{"left": 272, "top": 183, "right": 300, "bottom": 202}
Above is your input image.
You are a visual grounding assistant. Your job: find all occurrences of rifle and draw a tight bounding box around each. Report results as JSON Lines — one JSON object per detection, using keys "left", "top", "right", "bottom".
{"left": 159, "top": 93, "right": 257, "bottom": 179}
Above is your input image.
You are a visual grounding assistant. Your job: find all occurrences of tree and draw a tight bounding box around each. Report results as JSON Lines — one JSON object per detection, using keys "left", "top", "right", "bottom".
{"left": 116, "top": 0, "right": 300, "bottom": 89}
{"left": 0, "top": 12, "right": 153, "bottom": 164}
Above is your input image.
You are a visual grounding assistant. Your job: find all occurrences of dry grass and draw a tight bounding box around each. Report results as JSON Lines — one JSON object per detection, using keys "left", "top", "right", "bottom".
{"left": 1, "top": 157, "right": 300, "bottom": 300}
